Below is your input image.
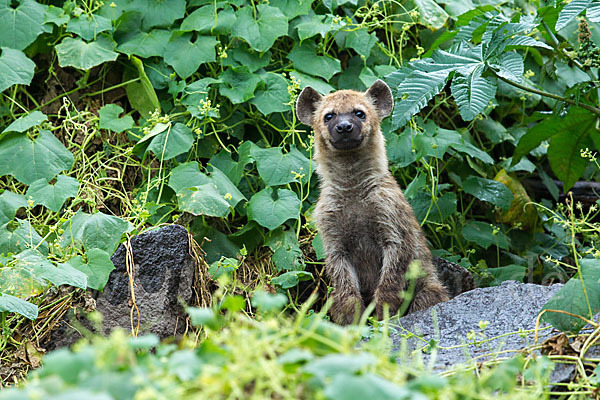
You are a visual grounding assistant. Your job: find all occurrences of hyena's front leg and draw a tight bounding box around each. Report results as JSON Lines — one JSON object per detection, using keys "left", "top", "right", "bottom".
{"left": 373, "top": 243, "right": 410, "bottom": 320}
{"left": 326, "top": 252, "right": 364, "bottom": 325}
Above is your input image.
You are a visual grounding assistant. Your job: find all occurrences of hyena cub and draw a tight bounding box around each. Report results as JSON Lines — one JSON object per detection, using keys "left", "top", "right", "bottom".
{"left": 296, "top": 80, "right": 449, "bottom": 325}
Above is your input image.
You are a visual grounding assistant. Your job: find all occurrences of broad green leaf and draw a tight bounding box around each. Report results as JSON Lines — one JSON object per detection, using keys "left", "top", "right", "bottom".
{"left": 177, "top": 184, "right": 232, "bottom": 217}
{"left": 250, "top": 145, "right": 312, "bottom": 186}
{"left": 168, "top": 162, "right": 209, "bottom": 193}
{"left": 450, "top": 141, "right": 494, "bottom": 164}
{"left": 0, "top": 130, "right": 73, "bottom": 185}
{"left": 344, "top": 29, "right": 377, "bottom": 57}
{"left": 324, "top": 373, "right": 410, "bottom": 400}
{"left": 0, "top": 47, "right": 35, "bottom": 93}
{"left": 266, "top": 227, "right": 305, "bottom": 271}
{"left": 489, "top": 52, "right": 524, "bottom": 82}
{"left": 548, "top": 124, "right": 595, "bottom": 192}
{"left": 555, "top": 0, "right": 591, "bottom": 31}
{"left": 409, "top": 191, "right": 457, "bottom": 224}
{"left": 0, "top": 259, "right": 46, "bottom": 298}
{"left": 248, "top": 188, "right": 301, "bottom": 230}
{"left": 187, "top": 307, "right": 223, "bottom": 329}
{"left": 180, "top": 5, "right": 236, "bottom": 34}
{"left": 251, "top": 73, "right": 290, "bottom": 115}
{"left": 475, "top": 118, "right": 513, "bottom": 145}
{"left": 504, "top": 36, "right": 552, "bottom": 50}
{"left": 392, "top": 69, "right": 449, "bottom": 129}
{"left": 219, "top": 66, "right": 261, "bottom": 104}
{"left": 272, "top": 271, "right": 313, "bottom": 289}
{"left": 209, "top": 142, "right": 253, "bottom": 185}
{"left": 56, "top": 35, "right": 118, "bottom": 70}
{"left": 116, "top": 29, "right": 171, "bottom": 58}
{"left": 66, "top": 14, "right": 112, "bottom": 41}
{"left": 588, "top": 3, "right": 600, "bottom": 21}
{"left": 542, "top": 259, "right": 600, "bottom": 333}
{"left": 0, "top": 220, "right": 48, "bottom": 255}
{"left": 295, "top": 13, "right": 338, "bottom": 41}
{"left": 0, "top": 0, "right": 46, "bottom": 50}
{"left": 271, "top": 0, "right": 313, "bottom": 18}
{"left": 130, "top": 0, "right": 186, "bottom": 30}
{"left": 67, "top": 248, "right": 115, "bottom": 291}
{"left": 26, "top": 175, "right": 79, "bottom": 213}
{"left": 147, "top": 122, "right": 194, "bottom": 160}
{"left": 98, "top": 104, "right": 134, "bottom": 133}
{"left": 2, "top": 111, "right": 47, "bottom": 134}
{"left": 303, "top": 353, "right": 376, "bottom": 382}
{"left": 462, "top": 176, "right": 513, "bottom": 210}
{"left": 0, "top": 293, "right": 38, "bottom": 320}
{"left": 414, "top": 0, "right": 449, "bottom": 29}
{"left": 226, "top": 45, "right": 271, "bottom": 73}
{"left": 207, "top": 166, "right": 246, "bottom": 208}
{"left": 386, "top": 130, "right": 416, "bottom": 167}
{"left": 312, "top": 233, "right": 325, "bottom": 260}
{"left": 180, "top": 77, "right": 219, "bottom": 118}
{"left": 163, "top": 32, "right": 217, "bottom": 79}
{"left": 126, "top": 56, "right": 161, "bottom": 116}
{"left": 44, "top": 5, "right": 69, "bottom": 26}
{"left": 290, "top": 71, "right": 335, "bottom": 94}
{"left": 489, "top": 265, "right": 527, "bottom": 286}
{"left": 251, "top": 290, "right": 288, "bottom": 312}
{"left": 461, "top": 221, "right": 510, "bottom": 250}
{"left": 451, "top": 65, "right": 497, "bottom": 121}
{"left": 15, "top": 251, "right": 87, "bottom": 289}
{"left": 232, "top": 4, "right": 288, "bottom": 52}
{"left": 61, "top": 211, "right": 132, "bottom": 254}
{"left": 0, "top": 191, "right": 27, "bottom": 225}
{"left": 287, "top": 42, "right": 341, "bottom": 81}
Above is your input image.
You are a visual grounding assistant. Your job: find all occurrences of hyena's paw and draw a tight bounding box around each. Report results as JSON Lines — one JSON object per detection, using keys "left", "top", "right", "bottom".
{"left": 330, "top": 292, "right": 364, "bottom": 325}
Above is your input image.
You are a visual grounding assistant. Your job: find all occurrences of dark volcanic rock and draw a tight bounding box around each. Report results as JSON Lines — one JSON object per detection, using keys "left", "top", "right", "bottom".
{"left": 391, "top": 281, "right": 563, "bottom": 370}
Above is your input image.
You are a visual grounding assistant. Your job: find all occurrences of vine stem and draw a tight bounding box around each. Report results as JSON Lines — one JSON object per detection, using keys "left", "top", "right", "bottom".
{"left": 493, "top": 72, "right": 600, "bottom": 116}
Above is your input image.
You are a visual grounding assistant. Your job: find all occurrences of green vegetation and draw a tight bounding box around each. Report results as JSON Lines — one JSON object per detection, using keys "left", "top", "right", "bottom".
{"left": 1, "top": 0, "right": 600, "bottom": 396}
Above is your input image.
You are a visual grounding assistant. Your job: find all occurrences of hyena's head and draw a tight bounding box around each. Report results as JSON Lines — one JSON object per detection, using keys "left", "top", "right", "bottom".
{"left": 296, "top": 80, "right": 393, "bottom": 152}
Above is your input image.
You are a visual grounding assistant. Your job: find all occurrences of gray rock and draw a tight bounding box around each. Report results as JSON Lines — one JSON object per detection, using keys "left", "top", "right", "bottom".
{"left": 97, "top": 224, "right": 195, "bottom": 338}
{"left": 391, "top": 281, "right": 563, "bottom": 370}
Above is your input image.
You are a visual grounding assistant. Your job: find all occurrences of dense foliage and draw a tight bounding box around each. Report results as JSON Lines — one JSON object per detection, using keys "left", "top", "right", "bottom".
{"left": 1, "top": 0, "right": 600, "bottom": 396}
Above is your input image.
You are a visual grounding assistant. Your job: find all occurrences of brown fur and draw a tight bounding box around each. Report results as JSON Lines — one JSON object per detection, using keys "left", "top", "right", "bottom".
{"left": 297, "top": 80, "right": 449, "bottom": 325}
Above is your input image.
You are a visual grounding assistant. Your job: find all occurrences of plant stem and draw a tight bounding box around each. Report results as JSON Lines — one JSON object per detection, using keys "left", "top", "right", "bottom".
{"left": 494, "top": 72, "right": 600, "bottom": 116}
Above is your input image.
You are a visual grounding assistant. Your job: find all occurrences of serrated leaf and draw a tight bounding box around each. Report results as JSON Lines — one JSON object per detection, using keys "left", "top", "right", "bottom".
{"left": 392, "top": 69, "right": 449, "bottom": 129}
{"left": 542, "top": 259, "right": 600, "bottom": 333}
{"left": 461, "top": 221, "right": 510, "bottom": 250}
{"left": 489, "top": 52, "right": 524, "bottom": 82}
{"left": 0, "top": 130, "right": 73, "bottom": 185}
{"left": 0, "top": 47, "right": 35, "bottom": 93}
{"left": 130, "top": 0, "right": 186, "bottom": 30}
{"left": 0, "top": 220, "right": 48, "bottom": 256}
{"left": 451, "top": 65, "right": 497, "bottom": 121}
{"left": 219, "top": 66, "right": 261, "bottom": 104}
{"left": 288, "top": 42, "right": 341, "bottom": 81}
{"left": 116, "top": 29, "right": 171, "bottom": 58}
{"left": 588, "top": 3, "right": 600, "bottom": 21}
{"left": 232, "top": 4, "right": 288, "bottom": 52}
{"left": 61, "top": 211, "right": 132, "bottom": 253}
{"left": 251, "top": 73, "right": 289, "bottom": 115}
{"left": 147, "top": 122, "right": 194, "bottom": 160}
{"left": 0, "top": 191, "right": 27, "bottom": 225}
{"left": 67, "top": 248, "right": 115, "bottom": 291}
{"left": 248, "top": 188, "right": 301, "bottom": 230}
{"left": 66, "top": 14, "right": 112, "bottom": 41}
{"left": 0, "top": 0, "right": 46, "bottom": 50}
{"left": 2, "top": 111, "right": 47, "bottom": 135}
{"left": 462, "top": 176, "right": 513, "bottom": 210}
{"left": 556, "top": 0, "right": 591, "bottom": 31}
{"left": 98, "top": 104, "right": 134, "bottom": 133}
{"left": 163, "top": 32, "right": 217, "bottom": 79}
{"left": 504, "top": 35, "right": 552, "bottom": 50}
{"left": 56, "top": 35, "right": 118, "bottom": 70}
{"left": 26, "top": 175, "right": 79, "bottom": 213}
{"left": 0, "top": 294, "right": 38, "bottom": 320}
{"left": 180, "top": 5, "right": 236, "bottom": 34}
{"left": 250, "top": 145, "right": 312, "bottom": 186}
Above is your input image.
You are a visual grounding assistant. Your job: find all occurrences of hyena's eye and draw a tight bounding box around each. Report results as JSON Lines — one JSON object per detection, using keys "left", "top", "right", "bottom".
{"left": 324, "top": 113, "right": 334, "bottom": 122}
{"left": 354, "top": 110, "right": 366, "bottom": 119}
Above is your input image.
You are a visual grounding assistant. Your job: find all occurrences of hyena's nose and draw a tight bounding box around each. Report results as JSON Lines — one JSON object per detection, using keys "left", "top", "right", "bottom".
{"left": 335, "top": 121, "right": 354, "bottom": 134}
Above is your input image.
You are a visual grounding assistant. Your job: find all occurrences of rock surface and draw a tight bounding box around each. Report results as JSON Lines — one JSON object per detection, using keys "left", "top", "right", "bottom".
{"left": 391, "top": 281, "right": 563, "bottom": 370}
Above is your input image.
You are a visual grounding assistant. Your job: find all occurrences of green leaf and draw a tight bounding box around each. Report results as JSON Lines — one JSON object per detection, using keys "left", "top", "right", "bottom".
{"left": 295, "top": 13, "right": 338, "bottom": 41}
{"left": 250, "top": 145, "right": 312, "bottom": 186}
{"left": 0, "top": 220, "right": 48, "bottom": 256}
{"left": 66, "top": 14, "right": 112, "bottom": 41}
{"left": 271, "top": 0, "right": 313, "bottom": 18}
{"left": 44, "top": 5, "right": 69, "bottom": 26}
{"left": 147, "top": 122, "right": 194, "bottom": 160}
{"left": 555, "top": 0, "right": 591, "bottom": 31}
{"left": 2, "top": 111, "right": 47, "bottom": 135}
{"left": 67, "top": 248, "right": 115, "bottom": 291}
{"left": 344, "top": 29, "right": 377, "bottom": 58}
{"left": 163, "top": 32, "right": 217, "bottom": 79}
{"left": 0, "top": 47, "right": 35, "bottom": 93}
{"left": 588, "top": 3, "right": 600, "bottom": 22}
{"left": 248, "top": 187, "right": 301, "bottom": 230}
{"left": 392, "top": 69, "right": 449, "bottom": 129}
{"left": 226, "top": 45, "right": 271, "bottom": 73}
{"left": 548, "top": 124, "right": 595, "bottom": 192}
{"left": 61, "top": 211, "right": 132, "bottom": 253}
{"left": 219, "top": 66, "right": 261, "bottom": 104}
{"left": 26, "top": 175, "right": 79, "bottom": 213}
{"left": 451, "top": 65, "right": 497, "bottom": 121}
{"left": 16, "top": 250, "right": 87, "bottom": 289}
{"left": 290, "top": 71, "right": 335, "bottom": 94}
{"left": 116, "top": 29, "right": 171, "bottom": 58}
{"left": 504, "top": 35, "right": 552, "bottom": 50}
{"left": 542, "top": 259, "right": 600, "bottom": 333}
{"left": 130, "top": 0, "right": 186, "bottom": 30}
{"left": 180, "top": 5, "right": 236, "bottom": 34}
{"left": 232, "top": 4, "right": 288, "bottom": 52}
{"left": 386, "top": 130, "right": 416, "bottom": 167}
{"left": 489, "top": 52, "right": 524, "bottom": 82}
{"left": 324, "top": 373, "right": 410, "bottom": 400}
{"left": 312, "top": 233, "right": 325, "bottom": 260}
{"left": 489, "top": 265, "right": 526, "bottom": 286}
{"left": 272, "top": 271, "right": 313, "bottom": 289}
{"left": 414, "top": 0, "right": 449, "bottom": 29}
{"left": 0, "top": 0, "right": 46, "bottom": 50}
{"left": 126, "top": 56, "right": 161, "bottom": 116}
{"left": 0, "top": 293, "right": 38, "bottom": 320}
{"left": 266, "top": 227, "right": 305, "bottom": 271}
{"left": 450, "top": 141, "right": 494, "bottom": 164}
{"left": 409, "top": 191, "right": 457, "bottom": 224}
{"left": 168, "top": 162, "right": 210, "bottom": 193}
{"left": 0, "top": 130, "right": 73, "bottom": 185}
{"left": 180, "top": 77, "right": 219, "bottom": 118}
{"left": 287, "top": 42, "right": 341, "bottom": 81}
{"left": 55, "top": 35, "right": 118, "bottom": 70}
{"left": 251, "top": 290, "right": 288, "bottom": 312}
{"left": 461, "top": 221, "right": 510, "bottom": 250}
{"left": 304, "top": 353, "right": 376, "bottom": 382}
{"left": 0, "top": 191, "right": 27, "bottom": 225}
{"left": 187, "top": 307, "right": 223, "bottom": 329}
{"left": 98, "top": 104, "right": 134, "bottom": 133}
{"left": 462, "top": 176, "right": 513, "bottom": 210}
{"left": 250, "top": 73, "right": 290, "bottom": 115}
{"left": 178, "top": 184, "right": 232, "bottom": 218}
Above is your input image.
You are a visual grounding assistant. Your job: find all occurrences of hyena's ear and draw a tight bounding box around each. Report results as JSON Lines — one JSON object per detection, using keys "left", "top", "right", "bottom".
{"left": 366, "top": 79, "right": 393, "bottom": 118}
{"left": 296, "top": 86, "right": 323, "bottom": 126}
